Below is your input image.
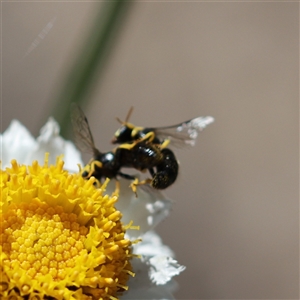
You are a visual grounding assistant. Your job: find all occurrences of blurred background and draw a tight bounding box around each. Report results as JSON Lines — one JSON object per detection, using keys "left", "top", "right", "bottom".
{"left": 2, "top": 1, "right": 299, "bottom": 299}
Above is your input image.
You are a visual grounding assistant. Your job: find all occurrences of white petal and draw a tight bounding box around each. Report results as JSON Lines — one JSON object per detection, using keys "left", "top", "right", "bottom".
{"left": 148, "top": 256, "right": 186, "bottom": 285}
{"left": 125, "top": 256, "right": 176, "bottom": 298}
{"left": 106, "top": 180, "right": 173, "bottom": 238}
{"left": 133, "top": 231, "right": 174, "bottom": 258}
{"left": 27, "top": 118, "right": 83, "bottom": 169}
{"left": 1, "top": 118, "right": 83, "bottom": 172}
{"left": 128, "top": 231, "right": 184, "bottom": 291}
{"left": 0, "top": 120, "right": 37, "bottom": 167}
{"left": 38, "top": 117, "right": 60, "bottom": 141}
{"left": 126, "top": 231, "right": 174, "bottom": 288}
{"left": 63, "top": 140, "right": 83, "bottom": 173}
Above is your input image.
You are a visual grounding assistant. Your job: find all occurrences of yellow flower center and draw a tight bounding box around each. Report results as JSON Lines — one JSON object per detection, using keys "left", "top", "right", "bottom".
{"left": 0, "top": 156, "right": 134, "bottom": 300}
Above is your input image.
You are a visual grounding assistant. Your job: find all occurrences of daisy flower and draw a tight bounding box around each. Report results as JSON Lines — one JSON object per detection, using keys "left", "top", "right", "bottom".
{"left": 0, "top": 118, "right": 185, "bottom": 299}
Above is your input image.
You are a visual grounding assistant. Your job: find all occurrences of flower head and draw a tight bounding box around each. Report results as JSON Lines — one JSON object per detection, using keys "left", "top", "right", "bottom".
{"left": 0, "top": 155, "right": 133, "bottom": 299}
{"left": 1, "top": 118, "right": 185, "bottom": 300}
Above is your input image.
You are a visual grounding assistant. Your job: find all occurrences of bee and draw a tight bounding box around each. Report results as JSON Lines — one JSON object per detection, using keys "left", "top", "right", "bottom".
{"left": 112, "top": 107, "right": 215, "bottom": 148}
{"left": 71, "top": 104, "right": 178, "bottom": 193}
{"left": 111, "top": 108, "right": 214, "bottom": 192}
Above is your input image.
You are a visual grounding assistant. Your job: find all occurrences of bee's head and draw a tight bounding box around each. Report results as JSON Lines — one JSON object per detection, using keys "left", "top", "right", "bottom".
{"left": 112, "top": 123, "right": 134, "bottom": 144}
{"left": 112, "top": 107, "right": 136, "bottom": 144}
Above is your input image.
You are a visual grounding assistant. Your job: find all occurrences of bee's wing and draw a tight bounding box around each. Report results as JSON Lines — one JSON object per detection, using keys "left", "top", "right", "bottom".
{"left": 71, "top": 104, "right": 101, "bottom": 156}
{"left": 153, "top": 116, "right": 214, "bottom": 147}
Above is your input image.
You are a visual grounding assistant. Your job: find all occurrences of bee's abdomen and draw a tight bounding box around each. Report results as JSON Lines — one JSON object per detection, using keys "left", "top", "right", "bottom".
{"left": 151, "top": 149, "right": 178, "bottom": 189}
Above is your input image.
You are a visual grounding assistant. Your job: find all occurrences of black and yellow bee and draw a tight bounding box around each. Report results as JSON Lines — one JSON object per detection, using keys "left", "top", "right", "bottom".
{"left": 111, "top": 108, "right": 214, "bottom": 191}
{"left": 71, "top": 104, "right": 179, "bottom": 193}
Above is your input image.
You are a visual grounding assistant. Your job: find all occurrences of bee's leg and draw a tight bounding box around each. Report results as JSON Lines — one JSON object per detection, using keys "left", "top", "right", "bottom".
{"left": 129, "top": 178, "right": 153, "bottom": 197}
{"left": 129, "top": 178, "right": 139, "bottom": 197}
{"left": 117, "top": 172, "right": 139, "bottom": 196}
{"left": 87, "top": 161, "right": 103, "bottom": 177}
{"left": 112, "top": 180, "right": 120, "bottom": 197}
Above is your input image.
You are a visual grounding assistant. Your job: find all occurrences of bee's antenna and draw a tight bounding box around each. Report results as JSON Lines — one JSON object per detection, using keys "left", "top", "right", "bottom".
{"left": 116, "top": 106, "right": 134, "bottom": 124}
{"left": 116, "top": 117, "right": 123, "bottom": 124}
{"left": 125, "top": 106, "right": 134, "bottom": 123}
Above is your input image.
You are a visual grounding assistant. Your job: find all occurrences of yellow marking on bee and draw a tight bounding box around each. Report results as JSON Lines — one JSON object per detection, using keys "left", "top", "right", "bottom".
{"left": 117, "top": 132, "right": 153, "bottom": 150}
{"left": 131, "top": 125, "right": 144, "bottom": 137}
{"left": 117, "top": 142, "right": 135, "bottom": 150}
{"left": 84, "top": 160, "right": 103, "bottom": 178}
{"left": 159, "top": 138, "right": 170, "bottom": 149}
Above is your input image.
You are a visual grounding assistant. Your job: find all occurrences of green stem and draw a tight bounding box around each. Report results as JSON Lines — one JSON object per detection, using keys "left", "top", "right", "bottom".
{"left": 48, "top": 1, "right": 131, "bottom": 137}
